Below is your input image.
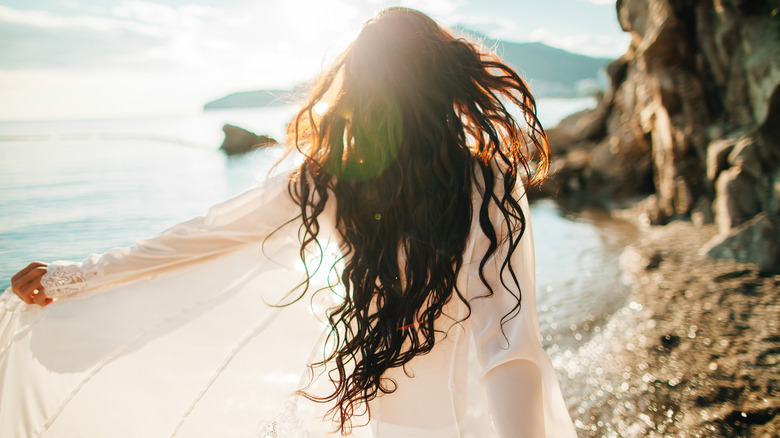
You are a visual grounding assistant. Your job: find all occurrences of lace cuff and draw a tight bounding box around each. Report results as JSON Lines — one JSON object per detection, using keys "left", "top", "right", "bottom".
{"left": 257, "top": 401, "right": 308, "bottom": 438}
{"left": 41, "top": 262, "right": 102, "bottom": 299}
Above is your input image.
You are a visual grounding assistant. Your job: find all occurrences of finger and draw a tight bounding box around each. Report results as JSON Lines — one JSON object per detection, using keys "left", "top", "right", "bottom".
{"left": 14, "top": 284, "right": 35, "bottom": 305}
{"left": 12, "top": 266, "right": 47, "bottom": 295}
{"left": 14, "top": 292, "right": 34, "bottom": 305}
{"left": 18, "top": 278, "right": 44, "bottom": 305}
{"left": 32, "top": 289, "right": 49, "bottom": 306}
{"left": 11, "top": 262, "right": 46, "bottom": 285}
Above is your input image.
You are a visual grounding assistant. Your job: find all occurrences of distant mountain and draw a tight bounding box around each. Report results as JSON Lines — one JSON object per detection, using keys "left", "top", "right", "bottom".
{"left": 203, "top": 28, "right": 612, "bottom": 110}
{"left": 452, "top": 26, "right": 613, "bottom": 97}
{"left": 204, "top": 84, "right": 311, "bottom": 110}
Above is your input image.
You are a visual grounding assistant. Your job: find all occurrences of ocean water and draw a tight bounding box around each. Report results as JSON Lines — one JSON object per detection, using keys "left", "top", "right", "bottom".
{"left": 0, "top": 97, "right": 599, "bottom": 282}
{"left": 0, "top": 97, "right": 632, "bottom": 420}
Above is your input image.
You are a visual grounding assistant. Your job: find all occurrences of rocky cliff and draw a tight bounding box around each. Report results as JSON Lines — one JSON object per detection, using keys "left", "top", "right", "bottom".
{"left": 544, "top": 0, "right": 780, "bottom": 270}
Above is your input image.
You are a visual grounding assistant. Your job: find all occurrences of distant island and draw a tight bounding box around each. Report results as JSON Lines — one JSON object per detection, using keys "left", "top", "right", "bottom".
{"left": 203, "top": 29, "right": 612, "bottom": 111}
{"left": 203, "top": 84, "right": 310, "bottom": 111}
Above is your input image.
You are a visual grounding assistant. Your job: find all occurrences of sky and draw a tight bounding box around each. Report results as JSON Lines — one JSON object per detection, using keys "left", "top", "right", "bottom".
{"left": 0, "top": 0, "right": 629, "bottom": 120}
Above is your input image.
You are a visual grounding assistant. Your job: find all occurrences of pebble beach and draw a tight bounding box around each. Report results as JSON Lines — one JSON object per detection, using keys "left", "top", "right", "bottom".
{"left": 569, "top": 207, "right": 780, "bottom": 437}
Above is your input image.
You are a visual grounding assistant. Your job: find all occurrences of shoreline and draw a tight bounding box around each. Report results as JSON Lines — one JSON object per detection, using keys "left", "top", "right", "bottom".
{"left": 567, "top": 203, "right": 779, "bottom": 436}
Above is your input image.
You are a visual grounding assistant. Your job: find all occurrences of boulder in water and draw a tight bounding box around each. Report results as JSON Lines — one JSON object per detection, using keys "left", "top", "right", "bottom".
{"left": 219, "top": 124, "right": 278, "bottom": 156}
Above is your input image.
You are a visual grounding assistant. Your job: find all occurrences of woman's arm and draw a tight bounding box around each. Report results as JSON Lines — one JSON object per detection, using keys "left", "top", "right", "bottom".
{"left": 467, "top": 177, "right": 577, "bottom": 437}
{"left": 484, "top": 360, "right": 547, "bottom": 437}
{"left": 8, "top": 170, "right": 304, "bottom": 306}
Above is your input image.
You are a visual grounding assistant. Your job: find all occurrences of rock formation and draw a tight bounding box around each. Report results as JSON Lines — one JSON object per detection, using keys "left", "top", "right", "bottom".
{"left": 544, "top": 0, "right": 780, "bottom": 270}
{"left": 219, "top": 124, "right": 278, "bottom": 156}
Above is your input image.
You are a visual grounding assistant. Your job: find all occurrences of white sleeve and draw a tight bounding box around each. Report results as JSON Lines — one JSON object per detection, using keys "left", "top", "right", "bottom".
{"left": 467, "top": 180, "right": 577, "bottom": 438}
{"left": 0, "top": 169, "right": 338, "bottom": 438}
{"left": 35, "top": 170, "right": 304, "bottom": 301}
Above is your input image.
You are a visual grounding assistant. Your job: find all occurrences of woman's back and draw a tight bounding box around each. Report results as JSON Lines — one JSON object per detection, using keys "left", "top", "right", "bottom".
{"left": 286, "top": 8, "right": 552, "bottom": 433}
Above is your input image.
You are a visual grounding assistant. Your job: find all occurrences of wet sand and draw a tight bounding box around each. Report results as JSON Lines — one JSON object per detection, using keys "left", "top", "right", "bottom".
{"left": 569, "top": 207, "right": 779, "bottom": 437}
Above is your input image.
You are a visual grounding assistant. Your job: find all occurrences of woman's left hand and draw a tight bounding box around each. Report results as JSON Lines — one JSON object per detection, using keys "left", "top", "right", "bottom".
{"left": 11, "top": 262, "right": 52, "bottom": 306}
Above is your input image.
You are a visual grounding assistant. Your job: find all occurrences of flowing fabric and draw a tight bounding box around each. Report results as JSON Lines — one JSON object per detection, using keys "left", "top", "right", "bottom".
{"left": 0, "top": 168, "right": 577, "bottom": 437}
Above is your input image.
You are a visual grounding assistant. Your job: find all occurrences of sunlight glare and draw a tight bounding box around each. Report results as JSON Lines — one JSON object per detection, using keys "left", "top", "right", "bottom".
{"left": 314, "top": 102, "right": 330, "bottom": 115}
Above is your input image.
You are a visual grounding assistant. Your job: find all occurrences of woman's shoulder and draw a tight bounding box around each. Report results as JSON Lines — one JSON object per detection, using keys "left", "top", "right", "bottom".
{"left": 469, "top": 158, "right": 527, "bottom": 197}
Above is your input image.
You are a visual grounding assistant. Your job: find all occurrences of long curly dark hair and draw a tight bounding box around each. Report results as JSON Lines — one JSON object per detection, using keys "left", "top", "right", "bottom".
{"left": 284, "top": 7, "right": 549, "bottom": 434}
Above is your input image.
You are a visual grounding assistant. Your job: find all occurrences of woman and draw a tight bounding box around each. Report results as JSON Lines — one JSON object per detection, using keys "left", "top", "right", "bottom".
{"left": 3, "top": 7, "right": 576, "bottom": 438}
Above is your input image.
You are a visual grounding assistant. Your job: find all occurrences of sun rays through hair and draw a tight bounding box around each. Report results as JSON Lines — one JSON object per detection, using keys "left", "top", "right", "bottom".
{"left": 281, "top": 7, "right": 549, "bottom": 434}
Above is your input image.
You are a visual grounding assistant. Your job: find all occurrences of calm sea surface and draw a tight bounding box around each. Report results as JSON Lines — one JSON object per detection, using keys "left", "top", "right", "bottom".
{"left": 0, "top": 97, "right": 638, "bottom": 426}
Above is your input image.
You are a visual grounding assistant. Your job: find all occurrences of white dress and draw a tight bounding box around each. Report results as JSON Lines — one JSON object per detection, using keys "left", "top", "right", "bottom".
{"left": 0, "top": 168, "right": 577, "bottom": 438}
